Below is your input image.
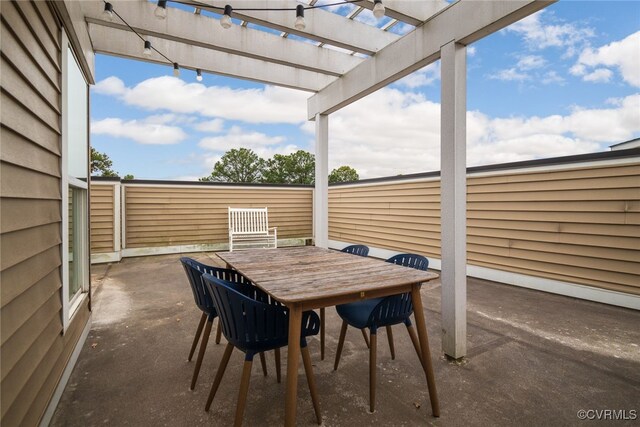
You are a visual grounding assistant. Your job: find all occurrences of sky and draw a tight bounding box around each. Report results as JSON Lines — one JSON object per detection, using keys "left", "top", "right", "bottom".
{"left": 90, "top": 1, "right": 640, "bottom": 180}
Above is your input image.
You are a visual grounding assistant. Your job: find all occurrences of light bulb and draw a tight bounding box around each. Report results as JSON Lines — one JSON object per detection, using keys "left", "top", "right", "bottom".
{"left": 196, "top": 69, "right": 203, "bottom": 81}
{"left": 294, "top": 5, "right": 306, "bottom": 30}
{"left": 143, "top": 40, "right": 152, "bottom": 56}
{"left": 173, "top": 63, "right": 180, "bottom": 77}
{"left": 372, "top": 0, "right": 385, "bottom": 19}
{"left": 220, "top": 5, "right": 232, "bottom": 29}
{"left": 103, "top": 2, "right": 114, "bottom": 21}
{"left": 155, "top": 0, "right": 167, "bottom": 20}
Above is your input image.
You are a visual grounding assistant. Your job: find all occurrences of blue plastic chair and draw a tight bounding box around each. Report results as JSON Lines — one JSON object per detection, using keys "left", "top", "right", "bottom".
{"left": 319, "top": 244, "right": 371, "bottom": 360}
{"left": 202, "top": 274, "right": 322, "bottom": 426}
{"left": 333, "top": 253, "right": 429, "bottom": 413}
{"left": 341, "top": 244, "right": 370, "bottom": 257}
{"left": 180, "top": 258, "right": 270, "bottom": 390}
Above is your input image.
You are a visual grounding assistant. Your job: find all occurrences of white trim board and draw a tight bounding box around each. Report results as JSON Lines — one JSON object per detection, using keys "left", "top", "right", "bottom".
{"left": 39, "top": 314, "right": 92, "bottom": 427}
{"left": 91, "top": 251, "right": 122, "bottom": 264}
{"left": 117, "top": 238, "right": 310, "bottom": 260}
{"left": 122, "top": 183, "right": 313, "bottom": 191}
{"left": 328, "top": 240, "right": 640, "bottom": 311}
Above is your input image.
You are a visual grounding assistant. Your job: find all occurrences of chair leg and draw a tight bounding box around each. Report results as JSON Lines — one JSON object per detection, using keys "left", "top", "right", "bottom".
{"left": 320, "top": 308, "right": 326, "bottom": 361}
{"left": 234, "top": 359, "right": 253, "bottom": 427}
{"left": 386, "top": 325, "right": 396, "bottom": 360}
{"left": 215, "top": 319, "right": 222, "bottom": 344}
{"left": 369, "top": 330, "right": 377, "bottom": 413}
{"left": 361, "top": 328, "right": 370, "bottom": 349}
{"left": 259, "top": 352, "right": 268, "bottom": 376}
{"left": 274, "top": 348, "right": 282, "bottom": 384}
{"left": 205, "top": 343, "right": 234, "bottom": 411}
{"left": 191, "top": 318, "right": 213, "bottom": 390}
{"left": 334, "top": 320, "right": 348, "bottom": 371}
{"left": 188, "top": 312, "right": 207, "bottom": 362}
{"left": 301, "top": 345, "right": 322, "bottom": 425}
{"left": 406, "top": 324, "right": 423, "bottom": 366}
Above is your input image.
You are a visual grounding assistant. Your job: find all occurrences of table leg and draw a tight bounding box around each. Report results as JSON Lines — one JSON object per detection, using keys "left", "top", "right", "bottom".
{"left": 285, "top": 304, "right": 302, "bottom": 426}
{"left": 411, "top": 284, "right": 440, "bottom": 417}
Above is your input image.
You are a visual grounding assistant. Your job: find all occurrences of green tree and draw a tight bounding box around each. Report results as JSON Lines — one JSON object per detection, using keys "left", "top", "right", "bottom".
{"left": 123, "top": 174, "right": 135, "bottom": 180}
{"left": 329, "top": 166, "right": 359, "bottom": 184}
{"left": 91, "top": 147, "right": 118, "bottom": 177}
{"left": 262, "top": 150, "right": 315, "bottom": 184}
{"left": 200, "top": 148, "right": 265, "bottom": 183}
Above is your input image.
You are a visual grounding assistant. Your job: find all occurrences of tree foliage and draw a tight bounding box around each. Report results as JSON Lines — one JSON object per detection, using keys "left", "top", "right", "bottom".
{"left": 91, "top": 148, "right": 118, "bottom": 177}
{"left": 263, "top": 150, "right": 315, "bottom": 184}
{"left": 200, "top": 148, "right": 266, "bottom": 183}
{"left": 200, "top": 149, "right": 360, "bottom": 185}
{"left": 329, "top": 166, "right": 359, "bottom": 183}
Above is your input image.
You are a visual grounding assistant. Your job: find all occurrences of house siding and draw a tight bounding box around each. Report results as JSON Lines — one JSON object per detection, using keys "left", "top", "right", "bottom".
{"left": 0, "top": 2, "right": 91, "bottom": 425}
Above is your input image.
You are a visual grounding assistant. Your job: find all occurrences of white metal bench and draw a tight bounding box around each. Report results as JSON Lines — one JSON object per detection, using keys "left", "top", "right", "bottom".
{"left": 228, "top": 207, "right": 277, "bottom": 252}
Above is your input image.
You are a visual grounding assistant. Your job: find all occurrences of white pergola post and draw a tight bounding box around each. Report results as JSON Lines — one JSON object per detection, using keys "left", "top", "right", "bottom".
{"left": 314, "top": 113, "right": 329, "bottom": 248}
{"left": 440, "top": 40, "right": 467, "bottom": 359}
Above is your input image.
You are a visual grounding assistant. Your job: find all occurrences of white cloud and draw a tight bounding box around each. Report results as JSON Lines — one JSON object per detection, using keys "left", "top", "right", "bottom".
{"left": 541, "top": 71, "right": 565, "bottom": 85}
{"left": 198, "top": 126, "right": 298, "bottom": 160}
{"left": 467, "top": 46, "right": 477, "bottom": 57}
{"left": 505, "top": 10, "right": 594, "bottom": 57}
{"left": 143, "top": 113, "right": 196, "bottom": 125}
{"left": 300, "top": 88, "right": 639, "bottom": 178}
{"left": 583, "top": 68, "right": 613, "bottom": 83}
{"left": 91, "top": 117, "right": 187, "bottom": 145}
{"left": 571, "top": 31, "right": 640, "bottom": 87}
{"left": 194, "top": 119, "right": 225, "bottom": 133}
{"left": 489, "top": 68, "right": 529, "bottom": 82}
{"left": 517, "top": 55, "right": 546, "bottom": 70}
{"left": 92, "top": 76, "right": 126, "bottom": 96}
{"left": 395, "top": 62, "right": 440, "bottom": 88}
{"left": 94, "top": 76, "right": 309, "bottom": 124}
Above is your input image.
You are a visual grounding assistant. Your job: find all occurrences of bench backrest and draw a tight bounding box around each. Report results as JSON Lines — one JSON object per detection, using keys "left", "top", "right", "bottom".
{"left": 228, "top": 207, "right": 270, "bottom": 234}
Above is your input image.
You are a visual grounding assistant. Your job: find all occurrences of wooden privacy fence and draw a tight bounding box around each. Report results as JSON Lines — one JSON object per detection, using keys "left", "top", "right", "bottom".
{"left": 89, "top": 180, "right": 313, "bottom": 262}
{"left": 90, "top": 150, "right": 640, "bottom": 304}
{"left": 329, "top": 154, "right": 640, "bottom": 300}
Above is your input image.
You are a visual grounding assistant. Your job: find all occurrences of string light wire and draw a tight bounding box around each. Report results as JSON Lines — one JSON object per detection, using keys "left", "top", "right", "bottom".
{"left": 102, "top": 0, "right": 384, "bottom": 77}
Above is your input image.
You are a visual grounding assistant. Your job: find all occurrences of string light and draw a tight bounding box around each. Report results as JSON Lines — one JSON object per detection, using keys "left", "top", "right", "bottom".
{"left": 220, "top": 5, "right": 233, "bottom": 29}
{"left": 155, "top": 0, "right": 167, "bottom": 19}
{"left": 143, "top": 40, "right": 153, "bottom": 56}
{"left": 174, "top": 0, "right": 371, "bottom": 29}
{"left": 102, "top": 0, "right": 386, "bottom": 80}
{"left": 294, "top": 4, "right": 305, "bottom": 31}
{"left": 102, "top": 1, "right": 180, "bottom": 78}
{"left": 102, "top": 2, "right": 114, "bottom": 20}
{"left": 372, "top": 0, "right": 385, "bottom": 19}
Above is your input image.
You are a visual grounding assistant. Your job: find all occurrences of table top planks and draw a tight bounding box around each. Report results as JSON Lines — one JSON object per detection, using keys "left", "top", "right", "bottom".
{"left": 217, "top": 246, "right": 439, "bottom": 304}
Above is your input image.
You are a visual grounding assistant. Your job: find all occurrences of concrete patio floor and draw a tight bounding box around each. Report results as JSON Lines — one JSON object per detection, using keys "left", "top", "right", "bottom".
{"left": 51, "top": 252, "right": 640, "bottom": 426}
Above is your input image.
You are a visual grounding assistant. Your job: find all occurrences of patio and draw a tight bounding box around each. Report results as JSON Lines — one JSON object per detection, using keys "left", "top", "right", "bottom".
{"left": 51, "top": 253, "right": 640, "bottom": 426}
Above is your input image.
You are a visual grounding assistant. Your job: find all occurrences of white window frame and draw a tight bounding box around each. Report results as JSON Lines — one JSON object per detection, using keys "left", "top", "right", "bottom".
{"left": 61, "top": 30, "right": 90, "bottom": 332}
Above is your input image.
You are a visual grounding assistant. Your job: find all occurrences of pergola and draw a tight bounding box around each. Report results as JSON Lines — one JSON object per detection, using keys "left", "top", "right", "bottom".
{"left": 76, "top": 0, "right": 555, "bottom": 360}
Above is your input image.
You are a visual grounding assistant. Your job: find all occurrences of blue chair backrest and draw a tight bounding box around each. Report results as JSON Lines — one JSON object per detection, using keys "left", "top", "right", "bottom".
{"left": 341, "top": 244, "right": 370, "bottom": 257}
{"left": 179, "top": 257, "right": 252, "bottom": 315}
{"left": 368, "top": 253, "right": 429, "bottom": 328}
{"left": 386, "top": 253, "right": 429, "bottom": 271}
{"left": 202, "top": 274, "right": 290, "bottom": 355}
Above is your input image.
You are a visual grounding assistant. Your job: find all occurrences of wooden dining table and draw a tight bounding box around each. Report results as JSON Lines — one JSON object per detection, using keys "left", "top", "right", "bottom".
{"left": 217, "top": 246, "right": 440, "bottom": 426}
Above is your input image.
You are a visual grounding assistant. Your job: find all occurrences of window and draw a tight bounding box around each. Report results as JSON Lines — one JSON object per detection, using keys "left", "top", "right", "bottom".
{"left": 62, "top": 32, "right": 89, "bottom": 330}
